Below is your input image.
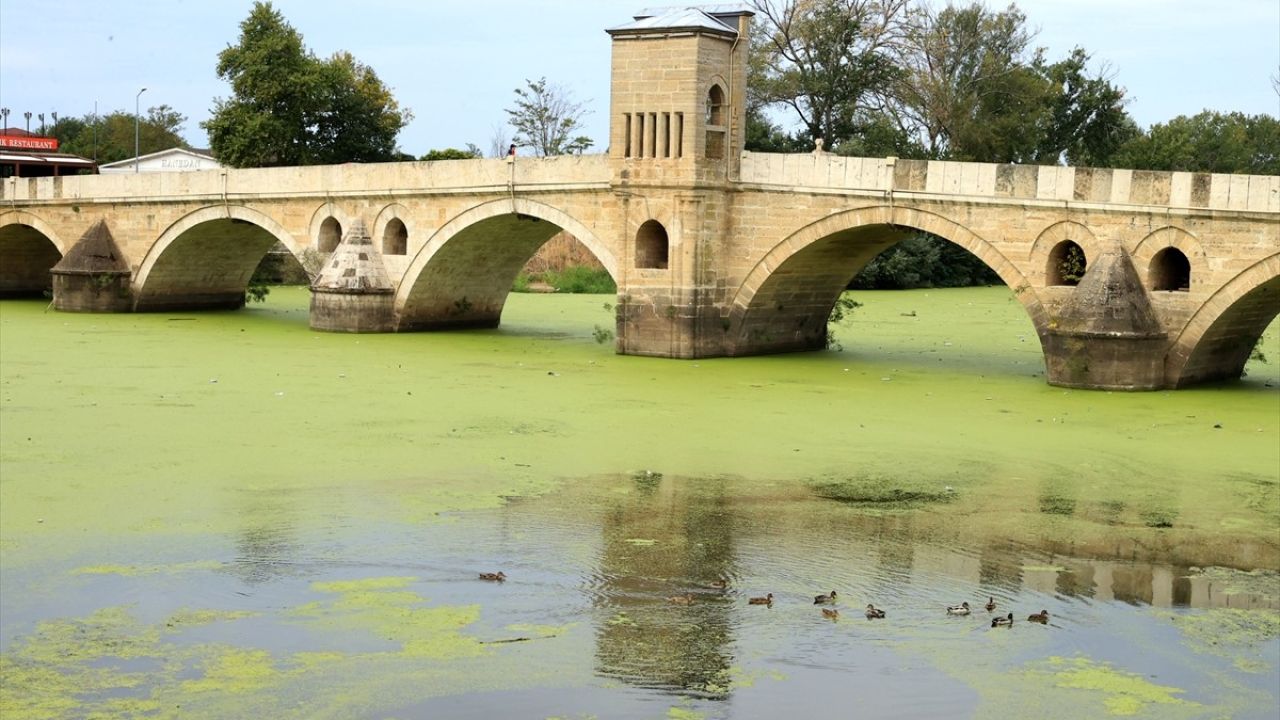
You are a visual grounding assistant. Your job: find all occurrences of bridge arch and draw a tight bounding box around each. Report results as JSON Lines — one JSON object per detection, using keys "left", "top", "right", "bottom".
{"left": 133, "top": 204, "right": 302, "bottom": 311}
{"left": 0, "top": 211, "right": 67, "bottom": 296}
{"left": 1132, "top": 226, "right": 1205, "bottom": 292}
{"left": 396, "top": 197, "right": 617, "bottom": 331}
{"left": 1165, "top": 254, "right": 1280, "bottom": 387}
{"left": 726, "top": 204, "right": 1046, "bottom": 356}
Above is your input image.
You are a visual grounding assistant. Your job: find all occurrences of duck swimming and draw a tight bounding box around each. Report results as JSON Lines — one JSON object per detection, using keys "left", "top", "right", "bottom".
{"left": 479, "top": 572, "right": 506, "bottom": 582}
{"left": 814, "top": 590, "right": 838, "bottom": 605}
{"left": 748, "top": 593, "right": 774, "bottom": 605}
{"left": 822, "top": 608, "right": 840, "bottom": 620}
{"left": 668, "top": 594, "right": 695, "bottom": 605}
{"left": 992, "top": 612, "right": 1014, "bottom": 627}
{"left": 1027, "top": 610, "right": 1050, "bottom": 624}
{"left": 865, "top": 604, "right": 886, "bottom": 619}
{"left": 984, "top": 597, "right": 996, "bottom": 612}
{"left": 946, "top": 602, "right": 971, "bottom": 615}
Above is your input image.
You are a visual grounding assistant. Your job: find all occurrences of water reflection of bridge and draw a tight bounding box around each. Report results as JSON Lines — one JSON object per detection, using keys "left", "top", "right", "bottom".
{"left": 578, "top": 474, "right": 1278, "bottom": 701}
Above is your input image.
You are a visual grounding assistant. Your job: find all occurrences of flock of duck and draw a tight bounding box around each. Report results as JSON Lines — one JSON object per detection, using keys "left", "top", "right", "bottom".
{"left": 480, "top": 572, "right": 1050, "bottom": 627}
{"left": 744, "top": 590, "right": 1049, "bottom": 626}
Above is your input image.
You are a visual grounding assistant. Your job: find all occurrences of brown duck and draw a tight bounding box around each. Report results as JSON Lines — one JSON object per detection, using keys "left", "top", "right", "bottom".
{"left": 822, "top": 608, "right": 840, "bottom": 620}
{"left": 1027, "top": 610, "right": 1050, "bottom": 624}
{"left": 865, "top": 604, "right": 886, "bottom": 619}
{"left": 814, "top": 590, "right": 837, "bottom": 605}
{"left": 748, "top": 593, "right": 774, "bottom": 606}
{"left": 479, "top": 571, "right": 506, "bottom": 582}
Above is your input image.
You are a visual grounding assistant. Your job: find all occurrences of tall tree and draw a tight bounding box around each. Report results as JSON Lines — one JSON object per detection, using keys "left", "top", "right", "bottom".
{"left": 890, "top": 3, "right": 1133, "bottom": 166}
{"left": 893, "top": 2, "right": 1034, "bottom": 160}
{"left": 505, "top": 78, "right": 593, "bottom": 156}
{"left": 203, "top": 2, "right": 411, "bottom": 167}
{"left": 749, "top": 0, "right": 909, "bottom": 148}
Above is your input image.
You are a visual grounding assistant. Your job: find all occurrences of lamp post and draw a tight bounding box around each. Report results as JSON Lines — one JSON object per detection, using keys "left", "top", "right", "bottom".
{"left": 24, "top": 111, "right": 31, "bottom": 133}
{"left": 135, "top": 87, "right": 147, "bottom": 173}
{"left": 1, "top": 108, "right": 9, "bottom": 130}
{"left": 38, "top": 113, "right": 45, "bottom": 135}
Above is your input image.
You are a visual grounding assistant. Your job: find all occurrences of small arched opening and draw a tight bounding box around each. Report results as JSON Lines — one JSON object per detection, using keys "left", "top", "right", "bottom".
{"left": 635, "top": 220, "right": 669, "bottom": 269}
{"left": 1047, "top": 240, "right": 1087, "bottom": 286}
{"left": 705, "top": 85, "right": 725, "bottom": 126}
{"left": 705, "top": 85, "right": 727, "bottom": 159}
{"left": 383, "top": 219, "right": 408, "bottom": 256}
{"left": 1149, "top": 247, "right": 1190, "bottom": 291}
{"left": 318, "top": 217, "right": 343, "bottom": 253}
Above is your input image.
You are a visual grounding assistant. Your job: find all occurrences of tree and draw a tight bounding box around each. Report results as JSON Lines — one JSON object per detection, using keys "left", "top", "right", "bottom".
{"left": 893, "top": 2, "right": 1035, "bottom": 160}
{"left": 749, "top": 0, "right": 909, "bottom": 148}
{"left": 203, "top": 2, "right": 411, "bottom": 167}
{"left": 49, "top": 107, "right": 189, "bottom": 164}
{"left": 505, "top": 78, "right": 593, "bottom": 156}
{"left": 1114, "top": 111, "right": 1280, "bottom": 175}
{"left": 421, "top": 146, "right": 483, "bottom": 161}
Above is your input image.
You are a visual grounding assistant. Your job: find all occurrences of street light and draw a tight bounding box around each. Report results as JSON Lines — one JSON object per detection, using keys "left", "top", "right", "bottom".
{"left": 24, "top": 111, "right": 31, "bottom": 132}
{"left": 135, "top": 87, "right": 147, "bottom": 173}
{"left": 0, "top": 108, "right": 9, "bottom": 130}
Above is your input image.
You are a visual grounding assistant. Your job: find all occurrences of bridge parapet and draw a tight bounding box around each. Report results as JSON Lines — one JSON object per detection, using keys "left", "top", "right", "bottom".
{"left": 738, "top": 152, "right": 1280, "bottom": 214}
{"left": 1, "top": 154, "right": 613, "bottom": 203}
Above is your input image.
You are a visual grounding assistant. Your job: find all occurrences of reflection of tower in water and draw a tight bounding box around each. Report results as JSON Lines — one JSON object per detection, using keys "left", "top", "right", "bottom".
{"left": 592, "top": 474, "right": 737, "bottom": 697}
{"left": 226, "top": 486, "right": 304, "bottom": 586}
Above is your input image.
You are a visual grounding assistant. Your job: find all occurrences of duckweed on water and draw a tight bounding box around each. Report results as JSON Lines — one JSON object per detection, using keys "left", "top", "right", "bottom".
{"left": 1028, "top": 657, "right": 1195, "bottom": 717}
{"left": 1165, "top": 608, "right": 1280, "bottom": 663}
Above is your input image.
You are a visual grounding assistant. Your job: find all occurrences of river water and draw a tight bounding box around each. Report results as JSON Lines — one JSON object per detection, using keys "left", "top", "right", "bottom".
{"left": 1, "top": 286, "right": 1277, "bottom": 719}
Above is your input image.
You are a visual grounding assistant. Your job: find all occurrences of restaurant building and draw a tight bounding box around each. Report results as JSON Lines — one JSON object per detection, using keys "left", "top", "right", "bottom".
{"left": 0, "top": 128, "right": 96, "bottom": 178}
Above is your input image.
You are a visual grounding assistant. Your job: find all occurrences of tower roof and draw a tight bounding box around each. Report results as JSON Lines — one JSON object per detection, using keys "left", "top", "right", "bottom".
{"left": 312, "top": 219, "right": 394, "bottom": 294}
{"left": 608, "top": 5, "right": 752, "bottom": 38}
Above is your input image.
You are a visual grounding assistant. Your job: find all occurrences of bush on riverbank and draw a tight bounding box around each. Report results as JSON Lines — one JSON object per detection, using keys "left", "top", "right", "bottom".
{"left": 514, "top": 266, "right": 617, "bottom": 294}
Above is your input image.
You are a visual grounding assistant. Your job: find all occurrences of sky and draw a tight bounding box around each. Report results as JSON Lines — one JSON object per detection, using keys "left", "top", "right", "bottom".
{"left": 1, "top": 0, "right": 1277, "bottom": 157}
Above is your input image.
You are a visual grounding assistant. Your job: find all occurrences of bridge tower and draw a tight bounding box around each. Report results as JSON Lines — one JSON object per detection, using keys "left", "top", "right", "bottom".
{"left": 606, "top": 4, "right": 752, "bottom": 357}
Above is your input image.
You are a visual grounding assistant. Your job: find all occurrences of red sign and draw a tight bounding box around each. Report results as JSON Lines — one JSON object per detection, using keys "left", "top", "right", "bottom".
{"left": 0, "top": 135, "right": 59, "bottom": 151}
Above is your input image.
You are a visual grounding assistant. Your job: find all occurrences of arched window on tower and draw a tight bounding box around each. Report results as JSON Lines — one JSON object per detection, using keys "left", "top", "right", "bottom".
{"left": 705, "top": 84, "right": 726, "bottom": 160}
{"left": 636, "top": 220, "right": 669, "bottom": 269}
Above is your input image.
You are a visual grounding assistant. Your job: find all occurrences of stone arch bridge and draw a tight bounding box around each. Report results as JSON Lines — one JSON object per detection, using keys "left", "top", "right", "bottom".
{"left": 2, "top": 152, "right": 1277, "bottom": 390}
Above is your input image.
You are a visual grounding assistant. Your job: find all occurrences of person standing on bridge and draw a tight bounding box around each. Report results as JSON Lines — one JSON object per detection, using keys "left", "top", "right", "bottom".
{"left": 507, "top": 143, "right": 517, "bottom": 158}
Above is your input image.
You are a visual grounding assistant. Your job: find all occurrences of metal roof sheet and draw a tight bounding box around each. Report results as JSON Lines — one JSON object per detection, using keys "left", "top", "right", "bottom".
{"left": 608, "top": 8, "right": 737, "bottom": 36}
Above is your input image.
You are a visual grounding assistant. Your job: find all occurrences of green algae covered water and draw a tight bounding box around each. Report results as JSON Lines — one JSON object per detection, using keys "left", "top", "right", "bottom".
{"left": 1, "top": 286, "right": 1277, "bottom": 719}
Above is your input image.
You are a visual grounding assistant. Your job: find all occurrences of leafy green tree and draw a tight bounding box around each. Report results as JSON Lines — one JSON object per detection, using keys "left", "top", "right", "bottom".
{"left": 1114, "top": 111, "right": 1280, "bottom": 174}
{"left": 50, "top": 107, "right": 189, "bottom": 164}
{"left": 744, "top": 108, "right": 812, "bottom": 152}
{"left": 893, "top": 2, "right": 1033, "bottom": 160}
{"left": 749, "top": 0, "right": 908, "bottom": 148}
{"left": 1032, "top": 48, "right": 1137, "bottom": 166}
{"left": 421, "top": 145, "right": 483, "bottom": 161}
{"left": 892, "top": 3, "right": 1133, "bottom": 166}
{"left": 505, "top": 77, "right": 593, "bottom": 156}
{"left": 203, "top": 2, "right": 411, "bottom": 167}
{"left": 850, "top": 234, "right": 999, "bottom": 289}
